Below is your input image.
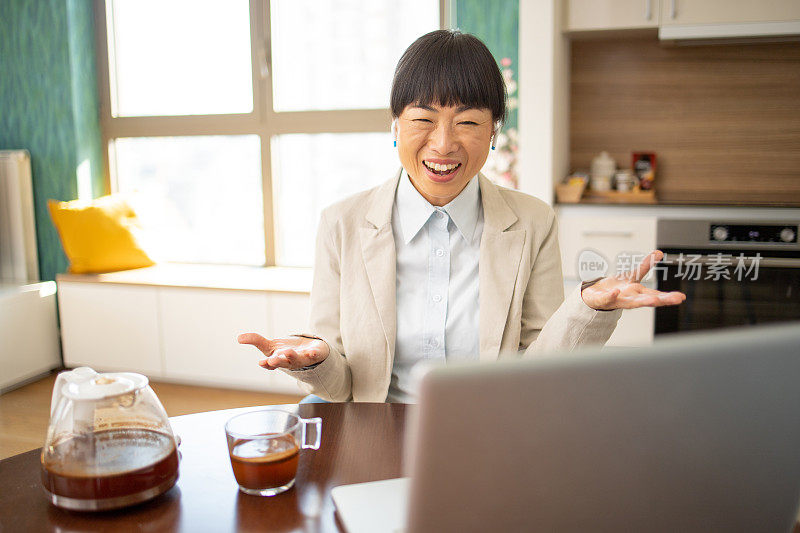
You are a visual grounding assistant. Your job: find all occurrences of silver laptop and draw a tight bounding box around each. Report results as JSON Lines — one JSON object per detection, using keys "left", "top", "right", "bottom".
{"left": 334, "top": 322, "right": 800, "bottom": 533}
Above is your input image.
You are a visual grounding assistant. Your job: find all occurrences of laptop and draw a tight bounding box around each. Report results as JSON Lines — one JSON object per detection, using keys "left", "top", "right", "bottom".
{"left": 332, "top": 322, "right": 800, "bottom": 533}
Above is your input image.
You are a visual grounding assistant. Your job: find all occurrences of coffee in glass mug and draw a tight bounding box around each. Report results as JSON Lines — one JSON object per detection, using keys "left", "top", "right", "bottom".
{"left": 225, "top": 409, "right": 321, "bottom": 496}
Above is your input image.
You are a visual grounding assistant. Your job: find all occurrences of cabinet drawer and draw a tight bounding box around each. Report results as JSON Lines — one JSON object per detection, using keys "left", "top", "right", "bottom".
{"left": 558, "top": 215, "right": 657, "bottom": 280}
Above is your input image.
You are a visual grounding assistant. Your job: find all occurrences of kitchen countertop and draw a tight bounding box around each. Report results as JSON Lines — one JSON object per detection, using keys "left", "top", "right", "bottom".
{"left": 560, "top": 201, "right": 800, "bottom": 208}
{"left": 555, "top": 203, "right": 800, "bottom": 219}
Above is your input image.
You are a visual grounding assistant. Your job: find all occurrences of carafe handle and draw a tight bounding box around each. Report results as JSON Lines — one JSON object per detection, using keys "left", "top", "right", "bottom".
{"left": 300, "top": 417, "right": 322, "bottom": 450}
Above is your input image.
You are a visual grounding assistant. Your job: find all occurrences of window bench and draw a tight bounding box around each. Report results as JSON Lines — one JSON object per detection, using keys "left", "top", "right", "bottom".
{"left": 56, "top": 264, "right": 312, "bottom": 394}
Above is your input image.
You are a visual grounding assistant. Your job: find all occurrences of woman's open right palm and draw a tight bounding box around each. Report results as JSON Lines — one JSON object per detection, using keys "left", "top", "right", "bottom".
{"left": 237, "top": 333, "right": 329, "bottom": 371}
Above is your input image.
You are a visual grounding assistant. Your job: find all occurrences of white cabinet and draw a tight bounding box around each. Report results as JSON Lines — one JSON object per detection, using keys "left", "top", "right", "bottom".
{"left": 558, "top": 214, "right": 657, "bottom": 280}
{"left": 159, "top": 288, "right": 305, "bottom": 394}
{"left": 268, "top": 293, "right": 311, "bottom": 337}
{"left": 58, "top": 278, "right": 309, "bottom": 394}
{"left": 608, "top": 305, "right": 654, "bottom": 347}
{"left": 558, "top": 213, "right": 657, "bottom": 347}
{"left": 566, "top": 0, "right": 659, "bottom": 32}
{"left": 59, "top": 283, "right": 163, "bottom": 376}
{"left": 659, "top": 0, "right": 800, "bottom": 39}
{"left": 564, "top": 0, "right": 800, "bottom": 38}
{"left": 0, "top": 283, "right": 61, "bottom": 391}
{"left": 159, "top": 288, "right": 269, "bottom": 389}
{"left": 564, "top": 280, "right": 654, "bottom": 347}
{"left": 660, "top": 0, "right": 800, "bottom": 27}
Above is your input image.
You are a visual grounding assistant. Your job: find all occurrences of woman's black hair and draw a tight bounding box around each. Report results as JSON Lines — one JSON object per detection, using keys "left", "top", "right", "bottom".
{"left": 390, "top": 29, "right": 507, "bottom": 125}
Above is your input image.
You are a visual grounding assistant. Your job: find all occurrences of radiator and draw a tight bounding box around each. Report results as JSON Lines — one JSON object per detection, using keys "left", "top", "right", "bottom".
{"left": 0, "top": 150, "right": 39, "bottom": 282}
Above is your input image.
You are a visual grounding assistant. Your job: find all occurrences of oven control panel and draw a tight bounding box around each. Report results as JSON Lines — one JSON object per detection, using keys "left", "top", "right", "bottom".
{"left": 710, "top": 224, "right": 798, "bottom": 244}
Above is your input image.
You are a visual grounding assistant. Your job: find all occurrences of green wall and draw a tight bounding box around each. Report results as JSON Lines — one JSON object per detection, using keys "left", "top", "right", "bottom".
{"left": 455, "top": 0, "right": 519, "bottom": 130}
{"left": 0, "top": 0, "right": 105, "bottom": 282}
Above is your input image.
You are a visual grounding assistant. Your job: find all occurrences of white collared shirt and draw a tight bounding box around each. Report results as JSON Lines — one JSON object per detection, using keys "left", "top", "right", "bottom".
{"left": 387, "top": 170, "right": 484, "bottom": 402}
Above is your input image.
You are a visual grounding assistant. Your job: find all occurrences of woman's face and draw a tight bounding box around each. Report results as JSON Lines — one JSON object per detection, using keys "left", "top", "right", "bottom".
{"left": 396, "top": 103, "right": 494, "bottom": 206}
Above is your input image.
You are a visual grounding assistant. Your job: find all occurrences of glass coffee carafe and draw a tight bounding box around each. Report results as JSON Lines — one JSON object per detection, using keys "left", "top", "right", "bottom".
{"left": 41, "top": 367, "right": 179, "bottom": 511}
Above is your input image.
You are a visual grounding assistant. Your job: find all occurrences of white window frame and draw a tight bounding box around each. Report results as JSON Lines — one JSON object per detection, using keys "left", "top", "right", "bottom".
{"left": 93, "top": 0, "right": 449, "bottom": 266}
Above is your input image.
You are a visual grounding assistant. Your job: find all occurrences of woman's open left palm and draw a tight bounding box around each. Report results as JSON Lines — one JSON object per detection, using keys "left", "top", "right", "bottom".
{"left": 581, "top": 250, "right": 686, "bottom": 311}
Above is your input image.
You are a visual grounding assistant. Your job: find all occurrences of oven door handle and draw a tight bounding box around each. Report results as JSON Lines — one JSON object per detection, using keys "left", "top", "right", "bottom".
{"left": 659, "top": 256, "right": 800, "bottom": 268}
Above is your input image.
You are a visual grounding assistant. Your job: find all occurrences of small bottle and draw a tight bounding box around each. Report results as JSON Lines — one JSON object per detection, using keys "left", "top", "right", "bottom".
{"left": 591, "top": 151, "right": 615, "bottom": 192}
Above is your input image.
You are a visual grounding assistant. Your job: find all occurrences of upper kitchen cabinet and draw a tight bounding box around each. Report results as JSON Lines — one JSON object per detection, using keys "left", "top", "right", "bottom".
{"left": 566, "top": 0, "right": 659, "bottom": 32}
{"left": 565, "top": 0, "right": 800, "bottom": 38}
{"left": 659, "top": 0, "right": 800, "bottom": 39}
{"left": 660, "top": 0, "right": 800, "bottom": 26}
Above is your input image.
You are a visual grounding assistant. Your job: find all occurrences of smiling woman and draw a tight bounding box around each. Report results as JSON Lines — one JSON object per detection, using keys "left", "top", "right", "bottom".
{"left": 237, "top": 29, "right": 686, "bottom": 403}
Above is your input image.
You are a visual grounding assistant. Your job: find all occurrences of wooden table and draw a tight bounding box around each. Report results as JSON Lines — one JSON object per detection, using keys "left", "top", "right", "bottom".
{"left": 0, "top": 403, "right": 407, "bottom": 532}
{"left": 3, "top": 401, "right": 799, "bottom": 532}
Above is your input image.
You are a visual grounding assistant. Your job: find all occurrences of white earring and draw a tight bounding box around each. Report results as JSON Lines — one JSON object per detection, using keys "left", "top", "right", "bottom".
{"left": 391, "top": 120, "right": 397, "bottom": 147}
{"left": 491, "top": 133, "right": 496, "bottom": 151}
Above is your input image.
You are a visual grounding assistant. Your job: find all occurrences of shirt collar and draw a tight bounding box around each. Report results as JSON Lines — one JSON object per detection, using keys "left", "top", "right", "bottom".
{"left": 444, "top": 172, "right": 481, "bottom": 244}
{"left": 395, "top": 169, "right": 481, "bottom": 245}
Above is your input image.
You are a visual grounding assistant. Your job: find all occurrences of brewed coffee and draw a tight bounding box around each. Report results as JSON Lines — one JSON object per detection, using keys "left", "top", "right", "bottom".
{"left": 41, "top": 428, "right": 178, "bottom": 507}
{"left": 229, "top": 434, "right": 299, "bottom": 491}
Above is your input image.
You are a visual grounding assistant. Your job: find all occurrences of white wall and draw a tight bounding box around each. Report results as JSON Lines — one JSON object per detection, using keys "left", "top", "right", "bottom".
{"left": 518, "top": 0, "right": 570, "bottom": 204}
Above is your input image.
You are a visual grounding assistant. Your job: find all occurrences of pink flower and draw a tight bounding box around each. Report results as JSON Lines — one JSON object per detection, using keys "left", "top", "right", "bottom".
{"left": 501, "top": 57, "right": 512, "bottom": 67}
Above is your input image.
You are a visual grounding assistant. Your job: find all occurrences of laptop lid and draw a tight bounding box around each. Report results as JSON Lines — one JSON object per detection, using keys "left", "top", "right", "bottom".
{"left": 332, "top": 477, "right": 410, "bottom": 533}
{"left": 405, "top": 322, "right": 800, "bottom": 533}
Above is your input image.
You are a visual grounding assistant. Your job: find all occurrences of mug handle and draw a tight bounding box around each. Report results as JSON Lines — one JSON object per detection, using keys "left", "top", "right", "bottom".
{"left": 301, "top": 417, "right": 322, "bottom": 450}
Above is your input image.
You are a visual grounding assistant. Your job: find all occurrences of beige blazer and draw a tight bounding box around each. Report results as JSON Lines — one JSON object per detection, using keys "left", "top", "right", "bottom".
{"left": 288, "top": 171, "right": 621, "bottom": 402}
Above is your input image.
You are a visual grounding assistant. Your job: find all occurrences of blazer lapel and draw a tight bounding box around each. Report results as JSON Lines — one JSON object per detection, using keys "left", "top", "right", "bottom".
{"left": 478, "top": 175, "right": 525, "bottom": 362}
{"left": 360, "top": 171, "right": 400, "bottom": 362}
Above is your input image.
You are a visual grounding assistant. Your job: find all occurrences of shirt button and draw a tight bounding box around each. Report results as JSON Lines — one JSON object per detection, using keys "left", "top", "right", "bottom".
{"left": 429, "top": 338, "right": 440, "bottom": 348}
{"left": 432, "top": 294, "right": 442, "bottom": 303}
{"left": 435, "top": 249, "right": 445, "bottom": 257}
{"left": 435, "top": 210, "right": 445, "bottom": 219}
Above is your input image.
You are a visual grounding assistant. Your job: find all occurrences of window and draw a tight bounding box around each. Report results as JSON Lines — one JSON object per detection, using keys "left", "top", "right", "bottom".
{"left": 98, "top": 0, "right": 442, "bottom": 266}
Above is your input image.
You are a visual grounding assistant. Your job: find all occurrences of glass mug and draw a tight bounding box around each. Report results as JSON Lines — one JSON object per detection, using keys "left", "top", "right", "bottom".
{"left": 225, "top": 409, "right": 322, "bottom": 496}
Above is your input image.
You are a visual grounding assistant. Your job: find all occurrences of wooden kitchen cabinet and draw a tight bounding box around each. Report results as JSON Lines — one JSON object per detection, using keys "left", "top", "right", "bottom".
{"left": 566, "top": 0, "right": 659, "bottom": 32}
{"left": 659, "top": 0, "right": 800, "bottom": 27}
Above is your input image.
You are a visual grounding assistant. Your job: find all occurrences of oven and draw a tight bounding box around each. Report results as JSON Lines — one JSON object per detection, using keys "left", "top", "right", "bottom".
{"left": 655, "top": 219, "right": 800, "bottom": 335}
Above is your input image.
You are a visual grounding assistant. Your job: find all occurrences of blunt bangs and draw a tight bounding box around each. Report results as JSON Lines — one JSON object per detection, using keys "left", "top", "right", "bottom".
{"left": 390, "top": 30, "right": 507, "bottom": 125}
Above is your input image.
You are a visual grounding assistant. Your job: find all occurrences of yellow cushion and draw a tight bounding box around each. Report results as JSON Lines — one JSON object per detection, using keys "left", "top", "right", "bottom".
{"left": 48, "top": 195, "right": 156, "bottom": 274}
